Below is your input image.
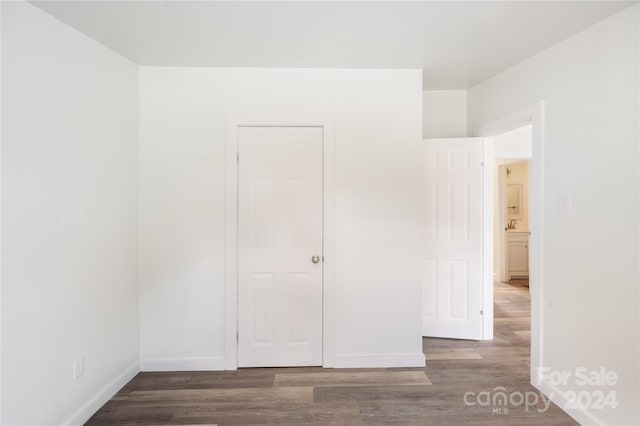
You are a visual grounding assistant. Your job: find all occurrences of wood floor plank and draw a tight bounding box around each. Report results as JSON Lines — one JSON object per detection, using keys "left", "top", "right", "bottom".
{"left": 185, "top": 372, "right": 274, "bottom": 389}
{"left": 86, "top": 404, "right": 177, "bottom": 425}
{"left": 273, "top": 371, "right": 431, "bottom": 387}
{"left": 494, "top": 317, "right": 531, "bottom": 325}
{"left": 314, "top": 384, "right": 444, "bottom": 403}
{"left": 425, "top": 348, "right": 483, "bottom": 360}
{"left": 170, "top": 401, "right": 363, "bottom": 425}
{"left": 124, "top": 386, "right": 314, "bottom": 404}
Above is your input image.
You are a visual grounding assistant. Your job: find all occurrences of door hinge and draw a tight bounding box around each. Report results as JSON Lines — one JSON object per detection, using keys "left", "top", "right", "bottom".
{"left": 480, "top": 161, "right": 484, "bottom": 166}
{"left": 480, "top": 309, "right": 484, "bottom": 315}
{"left": 237, "top": 153, "right": 239, "bottom": 163}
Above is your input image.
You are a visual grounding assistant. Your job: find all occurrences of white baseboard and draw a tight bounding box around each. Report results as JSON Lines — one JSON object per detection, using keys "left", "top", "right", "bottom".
{"left": 535, "top": 379, "right": 602, "bottom": 426}
{"left": 63, "top": 361, "right": 139, "bottom": 426}
{"left": 333, "top": 353, "right": 426, "bottom": 368}
{"left": 140, "top": 356, "right": 225, "bottom": 372}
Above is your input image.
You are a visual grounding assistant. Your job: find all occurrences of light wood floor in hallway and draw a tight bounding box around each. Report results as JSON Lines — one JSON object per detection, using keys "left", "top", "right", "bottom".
{"left": 87, "top": 281, "right": 577, "bottom": 425}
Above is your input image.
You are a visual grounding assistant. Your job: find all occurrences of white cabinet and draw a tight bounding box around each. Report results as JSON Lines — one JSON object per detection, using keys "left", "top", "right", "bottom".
{"left": 508, "top": 232, "right": 529, "bottom": 278}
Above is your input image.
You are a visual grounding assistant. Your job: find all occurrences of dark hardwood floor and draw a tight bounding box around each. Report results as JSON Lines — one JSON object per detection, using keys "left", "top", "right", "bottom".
{"left": 87, "top": 281, "right": 576, "bottom": 425}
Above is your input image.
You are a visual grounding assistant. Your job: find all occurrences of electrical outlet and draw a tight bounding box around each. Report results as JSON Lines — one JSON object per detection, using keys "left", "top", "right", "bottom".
{"left": 558, "top": 193, "right": 572, "bottom": 215}
{"left": 73, "top": 354, "right": 85, "bottom": 379}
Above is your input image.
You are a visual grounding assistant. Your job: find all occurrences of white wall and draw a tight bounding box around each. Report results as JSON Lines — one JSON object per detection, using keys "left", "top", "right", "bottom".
{"left": 469, "top": 5, "right": 639, "bottom": 425}
{"left": 2, "top": 2, "right": 139, "bottom": 424}
{"left": 139, "top": 67, "right": 424, "bottom": 370}
{"left": 493, "top": 124, "right": 532, "bottom": 159}
{"left": 422, "top": 90, "right": 467, "bottom": 139}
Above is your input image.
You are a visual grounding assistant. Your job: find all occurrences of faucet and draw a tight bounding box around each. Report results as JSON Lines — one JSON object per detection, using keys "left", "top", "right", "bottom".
{"left": 507, "top": 219, "right": 518, "bottom": 230}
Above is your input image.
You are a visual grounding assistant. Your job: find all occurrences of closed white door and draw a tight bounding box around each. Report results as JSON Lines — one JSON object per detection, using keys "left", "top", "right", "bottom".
{"left": 238, "top": 126, "right": 323, "bottom": 367}
{"left": 422, "top": 138, "right": 483, "bottom": 340}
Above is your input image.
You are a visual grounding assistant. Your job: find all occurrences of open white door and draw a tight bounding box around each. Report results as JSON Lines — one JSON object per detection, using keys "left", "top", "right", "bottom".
{"left": 422, "top": 138, "right": 484, "bottom": 340}
{"left": 237, "top": 126, "right": 323, "bottom": 367}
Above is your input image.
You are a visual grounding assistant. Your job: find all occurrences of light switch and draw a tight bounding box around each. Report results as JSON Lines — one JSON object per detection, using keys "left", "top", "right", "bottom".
{"left": 73, "top": 353, "right": 84, "bottom": 379}
{"left": 558, "top": 193, "right": 571, "bottom": 215}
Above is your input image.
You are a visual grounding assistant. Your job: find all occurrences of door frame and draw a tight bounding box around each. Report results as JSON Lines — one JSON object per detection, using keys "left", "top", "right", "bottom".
{"left": 497, "top": 163, "right": 509, "bottom": 283}
{"left": 478, "top": 101, "right": 544, "bottom": 385}
{"left": 225, "top": 116, "right": 336, "bottom": 370}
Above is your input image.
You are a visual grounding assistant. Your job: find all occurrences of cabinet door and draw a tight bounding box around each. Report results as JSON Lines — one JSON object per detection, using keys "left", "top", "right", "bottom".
{"left": 508, "top": 238, "right": 529, "bottom": 277}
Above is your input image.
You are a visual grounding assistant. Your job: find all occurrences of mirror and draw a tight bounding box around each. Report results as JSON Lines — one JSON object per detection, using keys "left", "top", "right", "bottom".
{"left": 507, "top": 184, "right": 523, "bottom": 219}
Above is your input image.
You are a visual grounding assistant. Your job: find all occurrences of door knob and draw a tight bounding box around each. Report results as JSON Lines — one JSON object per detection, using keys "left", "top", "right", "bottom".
{"left": 311, "top": 255, "right": 320, "bottom": 264}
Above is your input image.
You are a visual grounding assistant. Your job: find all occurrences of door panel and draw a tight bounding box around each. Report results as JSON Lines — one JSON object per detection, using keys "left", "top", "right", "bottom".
{"left": 508, "top": 232, "right": 529, "bottom": 278}
{"left": 238, "top": 126, "right": 323, "bottom": 367}
{"left": 422, "top": 138, "right": 483, "bottom": 340}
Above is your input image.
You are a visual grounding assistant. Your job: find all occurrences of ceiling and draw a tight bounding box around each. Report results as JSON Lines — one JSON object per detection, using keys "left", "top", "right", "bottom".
{"left": 30, "top": 1, "right": 636, "bottom": 89}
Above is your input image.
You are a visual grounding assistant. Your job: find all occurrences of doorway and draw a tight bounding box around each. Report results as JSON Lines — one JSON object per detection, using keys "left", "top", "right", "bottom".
{"left": 478, "top": 101, "right": 543, "bottom": 386}
{"left": 491, "top": 124, "right": 532, "bottom": 285}
{"left": 495, "top": 158, "right": 531, "bottom": 283}
{"left": 225, "top": 117, "right": 336, "bottom": 370}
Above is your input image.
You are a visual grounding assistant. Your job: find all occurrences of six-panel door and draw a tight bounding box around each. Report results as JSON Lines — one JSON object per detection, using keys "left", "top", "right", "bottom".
{"left": 238, "top": 126, "right": 323, "bottom": 367}
{"left": 422, "top": 138, "right": 484, "bottom": 340}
